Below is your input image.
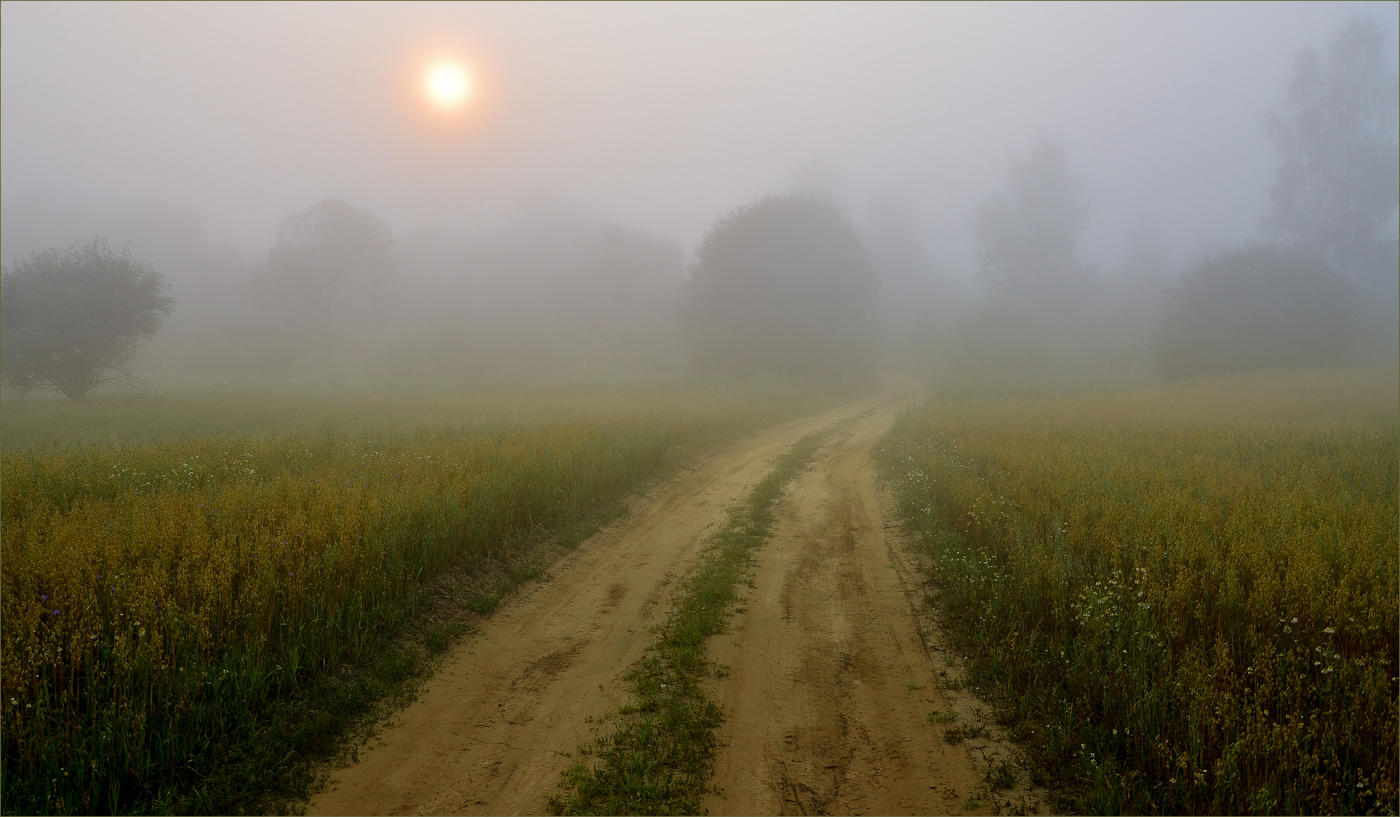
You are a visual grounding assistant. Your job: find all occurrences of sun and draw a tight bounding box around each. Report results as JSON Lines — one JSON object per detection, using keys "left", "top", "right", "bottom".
{"left": 424, "top": 61, "right": 472, "bottom": 111}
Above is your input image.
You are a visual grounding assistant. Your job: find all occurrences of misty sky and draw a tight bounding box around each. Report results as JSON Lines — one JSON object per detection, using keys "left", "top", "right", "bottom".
{"left": 3, "top": 1, "right": 1397, "bottom": 279}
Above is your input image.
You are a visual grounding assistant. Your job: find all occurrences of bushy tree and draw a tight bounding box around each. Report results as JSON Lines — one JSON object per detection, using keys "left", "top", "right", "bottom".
{"left": 1155, "top": 243, "right": 1357, "bottom": 380}
{"left": 1, "top": 238, "right": 173, "bottom": 398}
{"left": 682, "top": 195, "right": 877, "bottom": 381}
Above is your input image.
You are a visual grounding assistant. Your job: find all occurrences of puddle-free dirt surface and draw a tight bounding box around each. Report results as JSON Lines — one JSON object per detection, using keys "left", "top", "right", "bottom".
{"left": 703, "top": 401, "right": 1038, "bottom": 815}
{"left": 308, "top": 381, "right": 1038, "bottom": 815}
{"left": 307, "top": 394, "right": 889, "bottom": 816}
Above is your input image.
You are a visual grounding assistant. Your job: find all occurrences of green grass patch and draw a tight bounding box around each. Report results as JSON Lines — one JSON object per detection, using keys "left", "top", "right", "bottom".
{"left": 550, "top": 431, "right": 828, "bottom": 815}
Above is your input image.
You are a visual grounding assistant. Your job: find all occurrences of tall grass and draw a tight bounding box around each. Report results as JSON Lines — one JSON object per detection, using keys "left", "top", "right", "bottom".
{"left": 876, "top": 370, "right": 1398, "bottom": 815}
{"left": 0, "top": 387, "right": 820, "bottom": 814}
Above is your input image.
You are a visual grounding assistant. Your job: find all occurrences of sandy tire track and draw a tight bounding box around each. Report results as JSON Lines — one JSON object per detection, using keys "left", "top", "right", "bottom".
{"left": 305, "top": 395, "right": 888, "bottom": 816}
{"left": 703, "top": 401, "right": 1039, "bottom": 816}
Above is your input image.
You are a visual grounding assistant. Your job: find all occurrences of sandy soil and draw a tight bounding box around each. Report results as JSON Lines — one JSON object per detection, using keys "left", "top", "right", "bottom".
{"left": 308, "top": 381, "right": 1039, "bottom": 816}
{"left": 702, "top": 401, "right": 1041, "bottom": 816}
{"left": 305, "top": 395, "right": 888, "bottom": 816}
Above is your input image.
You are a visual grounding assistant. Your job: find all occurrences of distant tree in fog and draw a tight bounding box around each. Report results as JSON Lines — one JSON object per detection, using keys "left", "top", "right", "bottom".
{"left": 682, "top": 195, "right": 877, "bottom": 381}
{"left": 1, "top": 238, "right": 173, "bottom": 398}
{"left": 972, "top": 137, "right": 1091, "bottom": 305}
{"left": 1266, "top": 16, "right": 1398, "bottom": 296}
{"left": 947, "top": 138, "right": 1101, "bottom": 395}
{"left": 862, "top": 194, "right": 961, "bottom": 332}
{"left": 252, "top": 199, "right": 393, "bottom": 326}
{"left": 470, "top": 203, "right": 685, "bottom": 334}
{"left": 1154, "top": 244, "right": 1357, "bottom": 380}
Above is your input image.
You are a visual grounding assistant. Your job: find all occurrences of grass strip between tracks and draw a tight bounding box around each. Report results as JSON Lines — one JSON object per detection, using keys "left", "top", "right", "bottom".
{"left": 550, "top": 430, "right": 829, "bottom": 815}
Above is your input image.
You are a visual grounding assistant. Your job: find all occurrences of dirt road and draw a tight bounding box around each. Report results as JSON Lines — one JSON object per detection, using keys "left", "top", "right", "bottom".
{"left": 703, "top": 402, "right": 1031, "bottom": 815}
{"left": 309, "top": 386, "right": 1033, "bottom": 816}
{"left": 307, "top": 395, "right": 890, "bottom": 816}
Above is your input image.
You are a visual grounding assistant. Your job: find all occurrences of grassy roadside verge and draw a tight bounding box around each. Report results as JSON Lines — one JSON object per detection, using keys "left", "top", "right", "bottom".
{"left": 874, "top": 372, "right": 1398, "bottom": 815}
{"left": 3, "top": 422, "right": 683, "bottom": 816}
{"left": 1, "top": 389, "right": 833, "bottom": 816}
{"left": 198, "top": 486, "right": 641, "bottom": 816}
{"left": 549, "top": 431, "right": 829, "bottom": 815}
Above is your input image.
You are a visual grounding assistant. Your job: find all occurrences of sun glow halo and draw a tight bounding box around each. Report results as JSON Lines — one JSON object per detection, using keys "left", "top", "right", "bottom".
{"left": 424, "top": 61, "right": 472, "bottom": 111}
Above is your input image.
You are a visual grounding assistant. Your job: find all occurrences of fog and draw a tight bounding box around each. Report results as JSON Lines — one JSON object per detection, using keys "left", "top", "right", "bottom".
{"left": 2, "top": 1, "right": 1396, "bottom": 395}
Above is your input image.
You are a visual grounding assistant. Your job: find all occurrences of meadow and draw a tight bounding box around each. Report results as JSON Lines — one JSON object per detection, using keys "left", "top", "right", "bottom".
{"left": 877, "top": 369, "right": 1399, "bottom": 815}
{"left": 0, "top": 384, "right": 825, "bottom": 815}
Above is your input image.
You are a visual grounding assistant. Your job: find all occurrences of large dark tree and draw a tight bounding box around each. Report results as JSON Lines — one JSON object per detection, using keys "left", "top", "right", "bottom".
{"left": 1154, "top": 243, "right": 1358, "bottom": 381}
{"left": 682, "top": 195, "right": 877, "bottom": 381}
{"left": 1, "top": 238, "right": 173, "bottom": 399}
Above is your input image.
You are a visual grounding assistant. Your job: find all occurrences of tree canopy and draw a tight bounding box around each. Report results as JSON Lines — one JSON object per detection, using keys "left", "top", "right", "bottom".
{"left": 1, "top": 238, "right": 174, "bottom": 398}
{"left": 682, "top": 195, "right": 877, "bottom": 381}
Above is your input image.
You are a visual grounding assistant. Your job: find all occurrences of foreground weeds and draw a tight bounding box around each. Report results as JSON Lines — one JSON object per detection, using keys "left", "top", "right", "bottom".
{"left": 876, "top": 370, "right": 1398, "bottom": 815}
{"left": 0, "top": 387, "right": 823, "bottom": 815}
{"left": 551, "top": 432, "right": 827, "bottom": 815}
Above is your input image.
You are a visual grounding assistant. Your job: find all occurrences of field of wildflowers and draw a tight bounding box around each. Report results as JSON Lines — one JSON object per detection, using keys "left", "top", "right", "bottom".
{"left": 877, "top": 369, "right": 1398, "bottom": 815}
{"left": 0, "top": 386, "right": 819, "bottom": 814}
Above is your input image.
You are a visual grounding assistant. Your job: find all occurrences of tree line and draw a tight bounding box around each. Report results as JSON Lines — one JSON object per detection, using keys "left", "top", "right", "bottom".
{"left": 3, "top": 16, "right": 1394, "bottom": 398}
